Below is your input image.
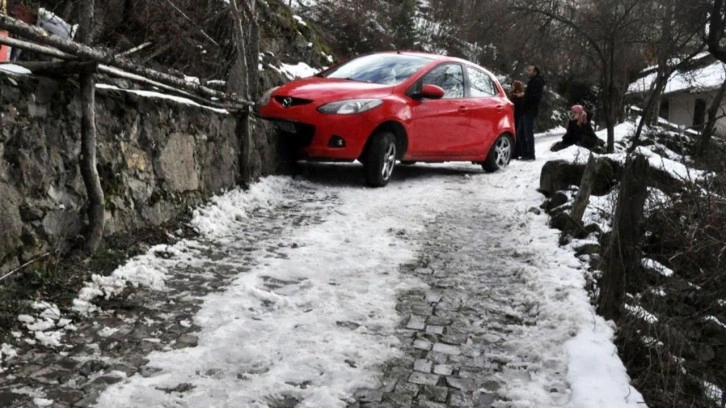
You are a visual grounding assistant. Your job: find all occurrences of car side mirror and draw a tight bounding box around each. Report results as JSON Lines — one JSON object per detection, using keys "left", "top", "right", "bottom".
{"left": 419, "top": 84, "right": 445, "bottom": 99}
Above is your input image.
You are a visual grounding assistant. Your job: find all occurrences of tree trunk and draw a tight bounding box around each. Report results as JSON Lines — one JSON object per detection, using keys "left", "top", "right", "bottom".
{"left": 629, "top": 72, "right": 669, "bottom": 153}
{"left": 570, "top": 154, "right": 597, "bottom": 224}
{"left": 597, "top": 154, "right": 649, "bottom": 320}
{"left": 246, "top": 0, "right": 260, "bottom": 101}
{"left": 77, "top": 0, "right": 104, "bottom": 253}
{"left": 227, "top": 0, "right": 258, "bottom": 184}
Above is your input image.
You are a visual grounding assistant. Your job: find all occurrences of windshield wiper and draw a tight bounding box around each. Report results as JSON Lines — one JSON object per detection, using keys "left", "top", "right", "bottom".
{"left": 344, "top": 77, "right": 372, "bottom": 83}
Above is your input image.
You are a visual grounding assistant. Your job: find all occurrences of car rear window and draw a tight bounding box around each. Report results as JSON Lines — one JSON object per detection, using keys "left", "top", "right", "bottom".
{"left": 321, "top": 54, "right": 432, "bottom": 85}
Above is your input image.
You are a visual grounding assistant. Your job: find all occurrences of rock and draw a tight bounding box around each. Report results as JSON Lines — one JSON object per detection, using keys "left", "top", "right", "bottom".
{"left": 78, "top": 360, "right": 109, "bottom": 377}
{"left": 590, "top": 158, "right": 617, "bottom": 196}
{"left": 575, "top": 244, "right": 601, "bottom": 257}
{"left": 414, "top": 359, "right": 433, "bottom": 373}
{"left": 157, "top": 133, "right": 199, "bottom": 193}
{"left": 408, "top": 372, "right": 440, "bottom": 386}
{"left": 353, "top": 389, "right": 383, "bottom": 403}
{"left": 420, "top": 385, "right": 449, "bottom": 403}
{"left": 19, "top": 203, "right": 44, "bottom": 222}
{"left": 539, "top": 160, "right": 583, "bottom": 197}
{"left": 544, "top": 191, "right": 569, "bottom": 212}
{"left": 584, "top": 223, "right": 603, "bottom": 235}
{"left": 139, "top": 366, "right": 163, "bottom": 378}
{"left": 539, "top": 158, "right": 618, "bottom": 198}
{"left": 482, "top": 380, "right": 501, "bottom": 392}
{"left": 176, "top": 334, "right": 198, "bottom": 348}
{"left": 0, "top": 184, "right": 23, "bottom": 261}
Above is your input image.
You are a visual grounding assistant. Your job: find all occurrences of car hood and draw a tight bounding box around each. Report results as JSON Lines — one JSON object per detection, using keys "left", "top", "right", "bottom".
{"left": 274, "top": 77, "right": 395, "bottom": 101}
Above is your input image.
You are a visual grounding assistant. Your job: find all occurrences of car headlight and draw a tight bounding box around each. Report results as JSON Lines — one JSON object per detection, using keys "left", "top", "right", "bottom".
{"left": 258, "top": 86, "right": 279, "bottom": 106}
{"left": 317, "top": 99, "right": 383, "bottom": 114}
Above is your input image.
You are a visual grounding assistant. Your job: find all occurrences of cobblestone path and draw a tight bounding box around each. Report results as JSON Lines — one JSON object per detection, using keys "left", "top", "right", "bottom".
{"left": 2, "top": 164, "right": 582, "bottom": 408}
{"left": 350, "top": 198, "right": 572, "bottom": 407}
{"left": 0, "top": 182, "right": 339, "bottom": 408}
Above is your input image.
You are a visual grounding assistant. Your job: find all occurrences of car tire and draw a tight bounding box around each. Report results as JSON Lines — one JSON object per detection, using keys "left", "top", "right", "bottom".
{"left": 364, "top": 131, "right": 397, "bottom": 187}
{"left": 482, "top": 134, "right": 513, "bottom": 172}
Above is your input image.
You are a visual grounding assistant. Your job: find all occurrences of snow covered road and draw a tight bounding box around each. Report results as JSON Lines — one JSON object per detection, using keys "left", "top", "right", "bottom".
{"left": 2, "top": 133, "right": 645, "bottom": 408}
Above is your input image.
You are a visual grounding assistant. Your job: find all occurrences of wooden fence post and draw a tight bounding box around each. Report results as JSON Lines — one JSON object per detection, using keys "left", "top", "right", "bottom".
{"left": 570, "top": 154, "right": 598, "bottom": 224}
{"left": 78, "top": 0, "right": 104, "bottom": 253}
{"left": 597, "top": 154, "right": 649, "bottom": 320}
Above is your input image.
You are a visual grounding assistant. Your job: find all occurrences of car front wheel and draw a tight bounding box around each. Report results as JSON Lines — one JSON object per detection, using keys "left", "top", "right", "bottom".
{"left": 482, "top": 134, "right": 513, "bottom": 172}
{"left": 364, "top": 131, "right": 397, "bottom": 187}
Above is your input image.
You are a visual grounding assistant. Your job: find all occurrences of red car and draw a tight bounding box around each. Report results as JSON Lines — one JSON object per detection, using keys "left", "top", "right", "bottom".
{"left": 258, "top": 51, "right": 515, "bottom": 187}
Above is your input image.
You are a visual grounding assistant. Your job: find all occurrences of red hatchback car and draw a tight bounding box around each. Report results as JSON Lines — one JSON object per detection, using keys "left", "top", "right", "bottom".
{"left": 258, "top": 51, "right": 515, "bottom": 187}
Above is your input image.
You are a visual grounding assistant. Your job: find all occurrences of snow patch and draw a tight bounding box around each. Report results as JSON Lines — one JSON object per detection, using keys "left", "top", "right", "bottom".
{"left": 642, "top": 258, "right": 674, "bottom": 277}
{"left": 0, "top": 64, "right": 32, "bottom": 75}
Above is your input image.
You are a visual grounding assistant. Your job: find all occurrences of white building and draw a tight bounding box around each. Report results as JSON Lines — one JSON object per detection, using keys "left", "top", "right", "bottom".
{"left": 628, "top": 53, "right": 726, "bottom": 137}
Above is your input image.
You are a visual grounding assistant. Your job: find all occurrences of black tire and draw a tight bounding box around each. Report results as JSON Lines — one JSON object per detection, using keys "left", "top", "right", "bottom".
{"left": 482, "top": 134, "right": 513, "bottom": 172}
{"left": 363, "top": 131, "right": 397, "bottom": 187}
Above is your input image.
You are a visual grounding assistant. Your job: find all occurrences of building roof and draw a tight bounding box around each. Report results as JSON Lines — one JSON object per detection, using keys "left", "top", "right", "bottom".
{"left": 628, "top": 53, "right": 726, "bottom": 96}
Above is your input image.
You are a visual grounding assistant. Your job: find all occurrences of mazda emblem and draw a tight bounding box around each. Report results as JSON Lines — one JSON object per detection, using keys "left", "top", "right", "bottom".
{"left": 282, "top": 97, "right": 293, "bottom": 108}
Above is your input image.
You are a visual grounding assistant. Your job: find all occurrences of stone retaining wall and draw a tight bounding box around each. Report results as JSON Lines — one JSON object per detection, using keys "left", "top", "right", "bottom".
{"left": 0, "top": 72, "right": 281, "bottom": 274}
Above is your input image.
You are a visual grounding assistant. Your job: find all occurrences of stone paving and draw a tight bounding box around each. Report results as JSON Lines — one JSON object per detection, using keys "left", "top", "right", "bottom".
{"left": 1, "top": 175, "right": 572, "bottom": 408}
{"left": 348, "top": 206, "right": 570, "bottom": 408}
{"left": 0, "top": 182, "right": 339, "bottom": 408}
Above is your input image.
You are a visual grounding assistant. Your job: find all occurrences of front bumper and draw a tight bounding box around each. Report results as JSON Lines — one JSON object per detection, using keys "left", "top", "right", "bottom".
{"left": 259, "top": 104, "right": 378, "bottom": 161}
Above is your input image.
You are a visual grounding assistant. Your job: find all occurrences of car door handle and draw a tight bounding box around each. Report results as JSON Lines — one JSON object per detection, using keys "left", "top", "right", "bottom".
{"left": 458, "top": 106, "right": 468, "bottom": 113}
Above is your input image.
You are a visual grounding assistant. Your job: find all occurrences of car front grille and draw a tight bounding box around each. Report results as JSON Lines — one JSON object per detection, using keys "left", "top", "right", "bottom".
{"left": 273, "top": 96, "right": 313, "bottom": 107}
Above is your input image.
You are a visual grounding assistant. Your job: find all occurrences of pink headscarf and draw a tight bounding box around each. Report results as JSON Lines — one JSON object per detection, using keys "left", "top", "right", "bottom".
{"left": 570, "top": 105, "right": 587, "bottom": 126}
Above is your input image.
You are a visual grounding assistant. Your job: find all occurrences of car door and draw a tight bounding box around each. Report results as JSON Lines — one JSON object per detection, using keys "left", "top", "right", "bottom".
{"left": 407, "top": 63, "right": 468, "bottom": 158}
{"left": 463, "top": 66, "right": 502, "bottom": 156}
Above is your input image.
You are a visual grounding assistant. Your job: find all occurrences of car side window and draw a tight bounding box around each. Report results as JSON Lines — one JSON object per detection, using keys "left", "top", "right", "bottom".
{"left": 420, "top": 64, "right": 464, "bottom": 99}
{"left": 466, "top": 66, "right": 497, "bottom": 97}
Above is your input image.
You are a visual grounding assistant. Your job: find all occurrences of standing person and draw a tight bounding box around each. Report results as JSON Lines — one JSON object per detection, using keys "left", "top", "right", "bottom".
{"left": 509, "top": 80, "right": 525, "bottom": 159}
{"left": 513, "top": 65, "right": 545, "bottom": 160}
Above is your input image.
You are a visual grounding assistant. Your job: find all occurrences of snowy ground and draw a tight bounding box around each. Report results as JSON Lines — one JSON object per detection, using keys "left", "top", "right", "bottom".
{"left": 86, "top": 130, "right": 643, "bottom": 407}
{"left": 3, "top": 127, "right": 658, "bottom": 407}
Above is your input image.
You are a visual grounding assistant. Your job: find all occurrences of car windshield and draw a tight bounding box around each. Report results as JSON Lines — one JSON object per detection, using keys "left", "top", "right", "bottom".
{"left": 321, "top": 54, "right": 432, "bottom": 85}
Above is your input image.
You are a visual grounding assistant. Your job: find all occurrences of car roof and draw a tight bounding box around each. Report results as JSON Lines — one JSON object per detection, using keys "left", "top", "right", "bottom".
{"left": 374, "top": 51, "right": 498, "bottom": 77}
{"left": 375, "top": 50, "right": 456, "bottom": 61}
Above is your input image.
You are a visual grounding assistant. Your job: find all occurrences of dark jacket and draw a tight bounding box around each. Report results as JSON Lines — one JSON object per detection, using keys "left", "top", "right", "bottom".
{"left": 522, "top": 74, "right": 545, "bottom": 116}
{"left": 511, "top": 94, "right": 524, "bottom": 124}
{"left": 562, "top": 119, "right": 597, "bottom": 147}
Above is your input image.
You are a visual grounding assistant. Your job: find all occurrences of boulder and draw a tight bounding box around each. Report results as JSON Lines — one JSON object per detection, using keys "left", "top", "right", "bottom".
{"left": 539, "top": 158, "right": 618, "bottom": 197}
{"left": 539, "top": 160, "right": 583, "bottom": 197}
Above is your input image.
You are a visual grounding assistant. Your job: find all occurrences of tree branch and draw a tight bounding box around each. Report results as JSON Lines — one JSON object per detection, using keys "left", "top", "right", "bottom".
{"left": 0, "top": 13, "right": 253, "bottom": 106}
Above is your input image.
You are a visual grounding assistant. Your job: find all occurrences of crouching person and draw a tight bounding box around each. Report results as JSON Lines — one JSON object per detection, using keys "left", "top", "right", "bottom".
{"left": 551, "top": 104, "right": 603, "bottom": 152}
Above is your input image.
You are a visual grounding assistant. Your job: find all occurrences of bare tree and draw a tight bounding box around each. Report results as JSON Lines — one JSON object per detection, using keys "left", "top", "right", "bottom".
{"left": 77, "top": 0, "right": 105, "bottom": 253}
{"left": 511, "top": 0, "right": 649, "bottom": 153}
{"left": 227, "top": 0, "right": 259, "bottom": 183}
{"left": 628, "top": 0, "right": 708, "bottom": 151}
